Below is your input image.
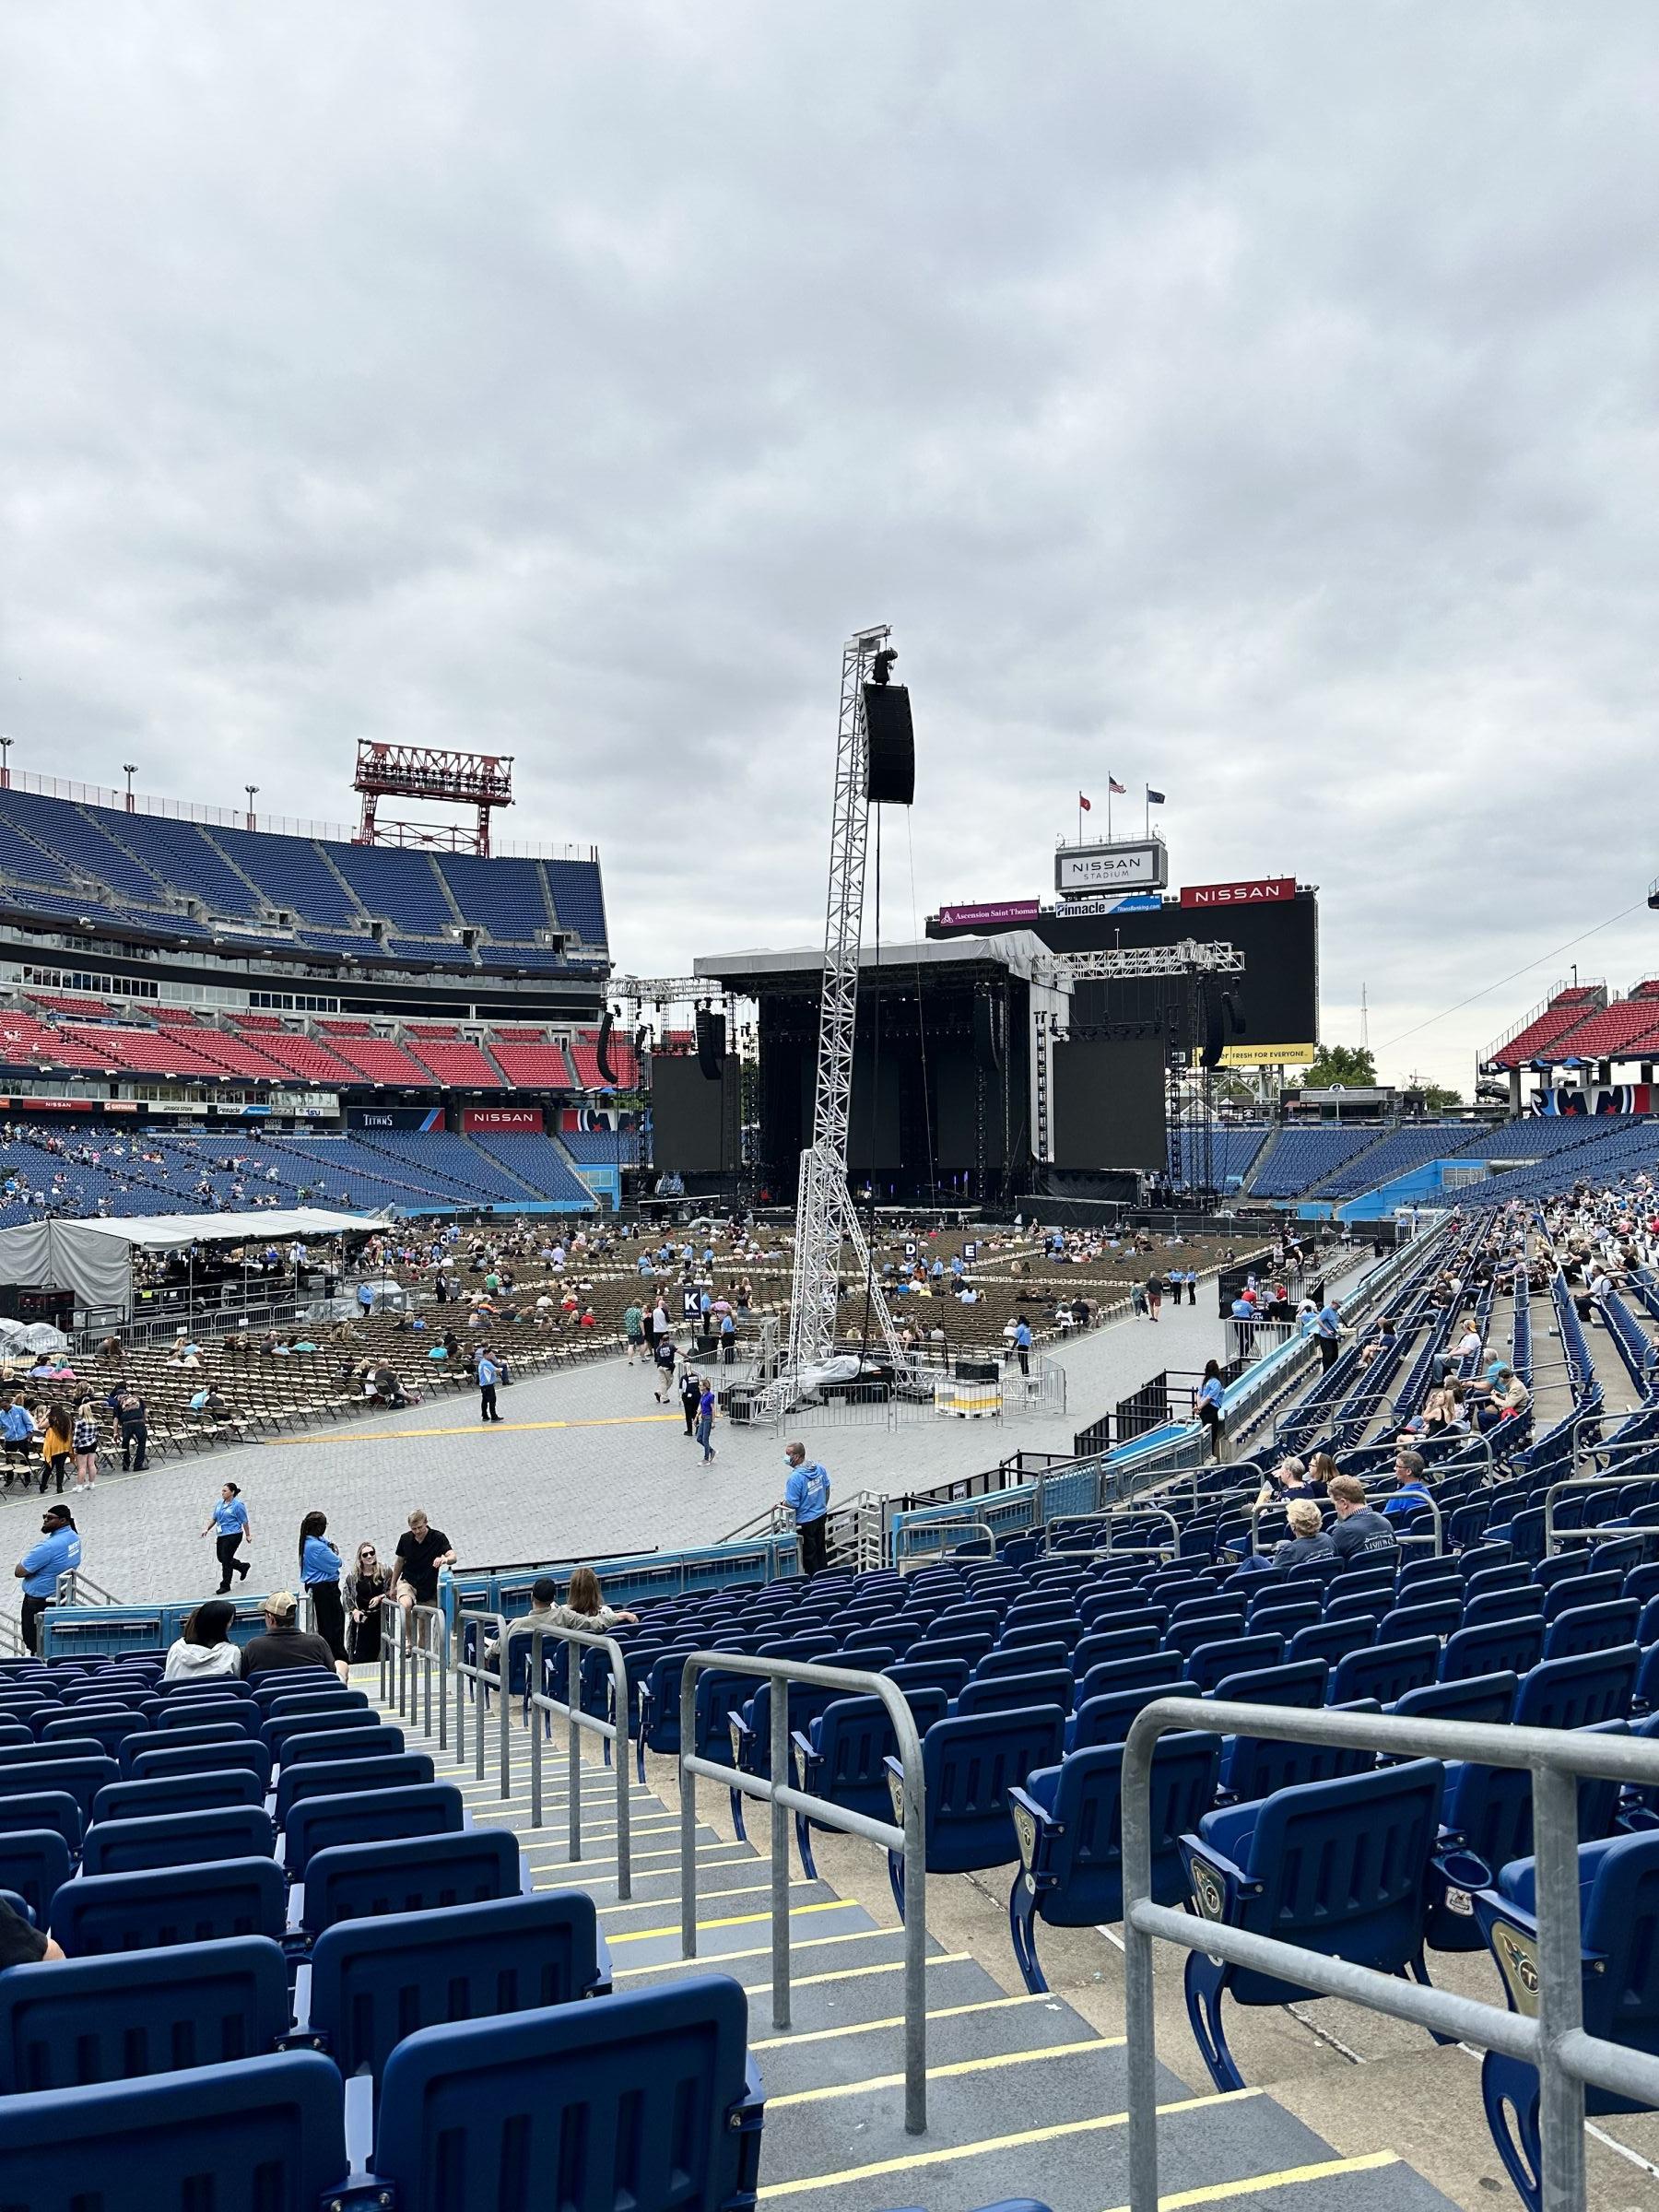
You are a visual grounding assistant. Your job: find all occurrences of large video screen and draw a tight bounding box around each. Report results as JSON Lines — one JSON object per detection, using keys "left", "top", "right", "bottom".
{"left": 933, "top": 891, "right": 1318, "bottom": 1056}
{"left": 1053, "top": 1037, "right": 1168, "bottom": 1170}
{"left": 649, "top": 1054, "right": 735, "bottom": 1172}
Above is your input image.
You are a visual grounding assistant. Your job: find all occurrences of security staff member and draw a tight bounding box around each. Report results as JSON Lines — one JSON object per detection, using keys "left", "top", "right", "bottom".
{"left": 203, "top": 1481, "right": 253, "bottom": 1593}
{"left": 15, "top": 1502, "right": 81, "bottom": 1653}
{"left": 783, "top": 1443, "right": 831, "bottom": 1577}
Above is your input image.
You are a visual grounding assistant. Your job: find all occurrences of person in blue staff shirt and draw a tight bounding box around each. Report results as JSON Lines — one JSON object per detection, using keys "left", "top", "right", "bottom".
{"left": 477, "top": 1347, "right": 503, "bottom": 1424}
{"left": 203, "top": 1479, "right": 253, "bottom": 1594}
{"left": 15, "top": 1501, "right": 80, "bottom": 1654}
{"left": 1013, "top": 1317, "right": 1033, "bottom": 1377}
{"left": 783, "top": 1442, "right": 831, "bottom": 1577}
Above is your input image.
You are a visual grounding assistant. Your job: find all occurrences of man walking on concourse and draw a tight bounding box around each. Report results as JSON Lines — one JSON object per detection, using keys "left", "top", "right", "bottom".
{"left": 784, "top": 1442, "right": 831, "bottom": 1576}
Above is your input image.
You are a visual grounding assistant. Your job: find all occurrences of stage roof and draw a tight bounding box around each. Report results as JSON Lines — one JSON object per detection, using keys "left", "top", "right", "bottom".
{"left": 694, "top": 932, "right": 1058, "bottom": 990}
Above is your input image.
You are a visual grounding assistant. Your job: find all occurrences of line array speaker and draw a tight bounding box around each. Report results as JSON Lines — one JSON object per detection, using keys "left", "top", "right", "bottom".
{"left": 973, "top": 993, "right": 1003, "bottom": 1074}
{"left": 696, "top": 1006, "right": 727, "bottom": 1081}
{"left": 863, "top": 683, "right": 916, "bottom": 806}
{"left": 595, "top": 1008, "right": 618, "bottom": 1087}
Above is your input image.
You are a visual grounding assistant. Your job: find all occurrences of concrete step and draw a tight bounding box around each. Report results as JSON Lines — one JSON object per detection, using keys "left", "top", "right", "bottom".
{"left": 749, "top": 1986, "right": 1095, "bottom": 2099}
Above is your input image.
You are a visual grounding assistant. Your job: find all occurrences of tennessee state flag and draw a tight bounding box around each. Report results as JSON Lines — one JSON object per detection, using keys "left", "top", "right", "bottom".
{"left": 1078, "top": 792, "right": 1091, "bottom": 811}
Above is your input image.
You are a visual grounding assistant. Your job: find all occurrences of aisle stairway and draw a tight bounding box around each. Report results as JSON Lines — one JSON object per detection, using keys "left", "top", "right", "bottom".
{"left": 391, "top": 1684, "right": 1463, "bottom": 2212}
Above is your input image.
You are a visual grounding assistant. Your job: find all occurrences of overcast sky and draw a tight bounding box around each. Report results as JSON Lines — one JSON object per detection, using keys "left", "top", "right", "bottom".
{"left": 3, "top": 5, "right": 1655, "bottom": 1093}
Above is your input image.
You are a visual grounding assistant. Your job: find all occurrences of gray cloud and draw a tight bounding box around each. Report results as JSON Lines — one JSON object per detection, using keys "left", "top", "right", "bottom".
{"left": 3, "top": 3, "right": 1656, "bottom": 1090}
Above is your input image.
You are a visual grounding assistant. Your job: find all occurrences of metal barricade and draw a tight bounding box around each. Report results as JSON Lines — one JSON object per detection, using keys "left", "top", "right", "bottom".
{"left": 677, "top": 1653, "right": 929, "bottom": 2135}
{"left": 453, "top": 1609, "right": 512, "bottom": 1795}
{"left": 525, "top": 1623, "right": 631, "bottom": 1900}
{"left": 1121, "top": 1694, "right": 1659, "bottom": 2212}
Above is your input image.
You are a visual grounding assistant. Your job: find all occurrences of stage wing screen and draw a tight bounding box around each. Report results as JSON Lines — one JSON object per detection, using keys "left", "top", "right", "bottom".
{"left": 649, "top": 1054, "right": 732, "bottom": 1173}
{"left": 1053, "top": 1037, "right": 1168, "bottom": 1171}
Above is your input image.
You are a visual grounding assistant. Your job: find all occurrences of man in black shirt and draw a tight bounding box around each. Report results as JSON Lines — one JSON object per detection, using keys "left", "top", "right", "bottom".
{"left": 1326, "top": 1475, "right": 1400, "bottom": 1565}
{"left": 0, "top": 1895, "right": 61, "bottom": 1967}
{"left": 391, "top": 1509, "right": 454, "bottom": 1644}
{"left": 680, "top": 1367, "right": 702, "bottom": 1437}
{"left": 240, "top": 1591, "right": 339, "bottom": 1676}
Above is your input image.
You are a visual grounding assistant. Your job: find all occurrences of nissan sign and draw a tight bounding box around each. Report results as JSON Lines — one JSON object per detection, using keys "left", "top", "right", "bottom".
{"left": 1180, "top": 877, "right": 1296, "bottom": 909}
{"left": 1054, "top": 841, "right": 1169, "bottom": 897}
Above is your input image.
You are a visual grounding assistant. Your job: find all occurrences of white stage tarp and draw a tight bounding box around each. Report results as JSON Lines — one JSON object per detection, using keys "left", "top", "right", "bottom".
{"left": 0, "top": 1209, "right": 382, "bottom": 1315}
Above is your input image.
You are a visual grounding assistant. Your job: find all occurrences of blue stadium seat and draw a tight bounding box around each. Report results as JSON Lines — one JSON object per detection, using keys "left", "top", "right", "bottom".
{"left": 0, "top": 1830, "right": 73, "bottom": 1923}
{"left": 126, "top": 1735, "right": 271, "bottom": 1788}
{"left": 1426, "top": 1723, "right": 1627, "bottom": 1955}
{"left": 1068, "top": 1680, "right": 1203, "bottom": 1752}
{"left": 1391, "top": 1673, "right": 1518, "bottom": 1727}
{"left": 1181, "top": 1759, "right": 1450, "bottom": 2090}
{"left": 1331, "top": 1637, "right": 1441, "bottom": 1707}
{"left": 1075, "top": 1652, "right": 1190, "bottom": 1707}
{"left": 1510, "top": 1647, "right": 1639, "bottom": 1729}
{"left": 0, "top": 1787, "right": 82, "bottom": 1852}
{"left": 302, "top": 1893, "right": 610, "bottom": 2104}
{"left": 360, "top": 1973, "right": 764, "bottom": 2212}
{"left": 0, "top": 2048, "right": 347, "bottom": 2209}
{"left": 792, "top": 1691, "right": 949, "bottom": 1880}
{"left": 274, "top": 1751, "right": 435, "bottom": 1830}
{"left": 977, "top": 1642, "right": 1072, "bottom": 1681}
{"left": 91, "top": 1767, "right": 266, "bottom": 1826}
{"left": 38, "top": 1710, "right": 147, "bottom": 1755}
{"left": 1475, "top": 1831, "right": 1659, "bottom": 2211}
{"left": 263, "top": 1704, "right": 382, "bottom": 1757}
{"left": 80, "top": 1804, "right": 276, "bottom": 1877}
{"left": 298, "top": 1829, "right": 527, "bottom": 1938}
{"left": 0, "top": 1753, "right": 116, "bottom": 1829}
{"left": 50, "top": 1857, "right": 287, "bottom": 1956}
{"left": 885, "top": 1705, "right": 1066, "bottom": 1915}
{"left": 1441, "top": 1617, "right": 1544, "bottom": 1683}
{"left": 276, "top": 1723, "right": 406, "bottom": 1772}
{"left": 0, "top": 1936, "right": 289, "bottom": 2089}
{"left": 1211, "top": 1699, "right": 1382, "bottom": 1805}
{"left": 1008, "top": 1732, "right": 1219, "bottom": 1993}
{"left": 954, "top": 1670, "right": 1072, "bottom": 1719}
{"left": 1183, "top": 1633, "right": 1283, "bottom": 1695}
{"left": 1288, "top": 1618, "right": 1377, "bottom": 1670}
{"left": 1543, "top": 1599, "right": 1640, "bottom": 1661}
{"left": 281, "top": 1782, "right": 466, "bottom": 1882}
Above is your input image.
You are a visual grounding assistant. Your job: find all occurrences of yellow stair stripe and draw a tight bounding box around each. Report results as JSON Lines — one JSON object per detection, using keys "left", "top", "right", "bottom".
{"left": 755, "top": 2088, "right": 1262, "bottom": 2197}
{"left": 1096, "top": 2148, "right": 1400, "bottom": 2212}
{"left": 750, "top": 1992, "right": 1048, "bottom": 2050}
{"left": 766, "top": 2035, "right": 1126, "bottom": 2107}
{"left": 749, "top": 1951, "right": 971, "bottom": 1999}
{"left": 601, "top": 1879, "right": 818, "bottom": 1918}
{"left": 614, "top": 1926, "right": 914, "bottom": 1979}
{"left": 608, "top": 1899, "right": 855, "bottom": 1946}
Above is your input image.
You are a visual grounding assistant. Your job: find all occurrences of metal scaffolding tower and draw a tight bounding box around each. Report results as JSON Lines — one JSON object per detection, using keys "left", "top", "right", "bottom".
{"left": 767, "top": 627, "right": 911, "bottom": 1414}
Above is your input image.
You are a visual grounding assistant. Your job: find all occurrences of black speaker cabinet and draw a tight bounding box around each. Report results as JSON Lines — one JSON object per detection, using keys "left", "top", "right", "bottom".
{"left": 863, "top": 683, "right": 915, "bottom": 806}
{"left": 695, "top": 1006, "right": 727, "bottom": 1081}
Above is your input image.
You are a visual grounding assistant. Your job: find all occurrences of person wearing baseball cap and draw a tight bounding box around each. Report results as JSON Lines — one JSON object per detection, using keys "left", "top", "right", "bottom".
{"left": 239, "top": 1588, "right": 337, "bottom": 1677}
{"left": 14, "top": 1502, "right": 80, "bottom": 1654}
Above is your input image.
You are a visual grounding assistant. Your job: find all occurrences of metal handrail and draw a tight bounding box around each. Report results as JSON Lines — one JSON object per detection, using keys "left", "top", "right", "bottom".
{"left": 453, "top": 1608, "right": 512, "bottom": 1794}
{"left": 677, "top": 1652, "right": 928, "bottom": 2135}
{"left": 1041, "top": 1503, "right": 1182, "bottom": 1563}
{"left": 892, "top": 1516, "right": 998, "bottom": 1570}
{"left": 1543, "top": 1468, "right": 1659, "bottom": 1556}
{"left": 378, "top": 1598, "right": 446, "bottom": 1747}
{"left": 1122, "top": 1694, "right": 1659, "bottom": 2212}
{"left": 525, "top": 1623, "right": 632, "bottom": 1899}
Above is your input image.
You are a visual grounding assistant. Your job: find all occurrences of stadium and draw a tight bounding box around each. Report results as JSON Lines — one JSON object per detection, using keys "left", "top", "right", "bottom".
{"left": 6, "top": 18, "right": 1659, "bottom": 2212}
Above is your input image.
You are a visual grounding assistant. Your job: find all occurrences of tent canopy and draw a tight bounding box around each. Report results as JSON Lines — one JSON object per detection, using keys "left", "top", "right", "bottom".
{"left": 0, "top": 1209, "right": 382, "bottom": 1317}
{"left": 67, "top": 1208, "right": 382, "bottom": 1250}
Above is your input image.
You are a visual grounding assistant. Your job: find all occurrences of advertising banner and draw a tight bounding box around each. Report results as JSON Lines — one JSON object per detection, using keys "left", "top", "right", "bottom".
{"left": 349, "top": 1106, "right": 444, "bottom": 1132}
{"left": 935, "top": 900, "right": 1042, "bottom": 929}
{"left": 463, "top": 1105, "right": 544, "bottom": 1133}
{"left": 1180, "top": 877, "right": 1297, "bottom": 909}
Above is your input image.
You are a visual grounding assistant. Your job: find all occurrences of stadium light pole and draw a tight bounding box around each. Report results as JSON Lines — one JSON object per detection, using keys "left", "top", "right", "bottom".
{"left": 0, "top": 735, "right": 10, "bottom": 790}
{"left": 122, "top": 763, "right": 136, "bottom": 814}
{"left": 245, "top": 784, "right": 259, "bottom": 832}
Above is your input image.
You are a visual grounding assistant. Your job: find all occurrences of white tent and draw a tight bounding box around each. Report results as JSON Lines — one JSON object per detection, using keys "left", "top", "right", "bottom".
{"left": 0, "top": 1208, "right": 383, "bottom": 1318}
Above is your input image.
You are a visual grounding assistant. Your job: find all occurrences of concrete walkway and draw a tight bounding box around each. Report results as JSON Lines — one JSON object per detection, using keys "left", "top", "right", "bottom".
{"left": 1, "top": 1291, "right": 1235, "bottom": 1618}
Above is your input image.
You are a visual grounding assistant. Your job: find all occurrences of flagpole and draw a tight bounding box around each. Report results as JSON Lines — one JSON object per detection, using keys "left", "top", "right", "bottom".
{"left": 1144, "top": 785, "right": 1149, "bottom": 840}
{"left": 1077, "top": 794, "right": 1082, "bottom": 848}
{"left": 1106, "top": 779, "right": 1112, "bottom": 842}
